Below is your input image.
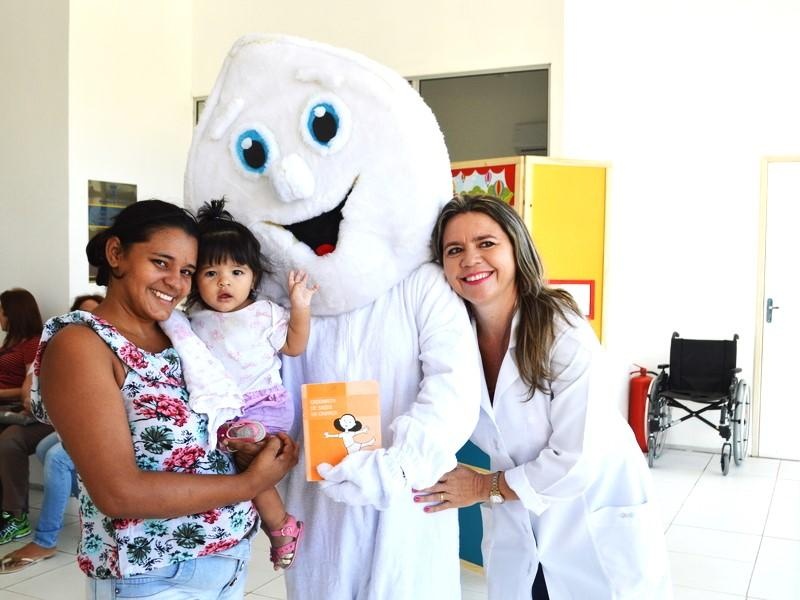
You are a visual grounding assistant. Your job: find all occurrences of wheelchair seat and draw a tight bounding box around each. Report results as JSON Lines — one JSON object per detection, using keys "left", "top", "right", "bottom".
{"left": 646, "top": 332, "right": 750, "bottom": 475}
{"left": 661, "top": 336, "right": 738, "bottom": 403}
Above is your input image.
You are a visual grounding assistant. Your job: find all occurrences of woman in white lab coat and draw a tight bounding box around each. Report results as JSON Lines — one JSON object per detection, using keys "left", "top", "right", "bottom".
{"left": 419, "top": 194, "right": 671, "bottom": 599}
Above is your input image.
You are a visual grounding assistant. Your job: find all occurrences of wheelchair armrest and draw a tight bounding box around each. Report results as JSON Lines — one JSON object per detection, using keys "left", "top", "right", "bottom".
{"left": 657, "top": 363, "right": 670, "bottom": 370}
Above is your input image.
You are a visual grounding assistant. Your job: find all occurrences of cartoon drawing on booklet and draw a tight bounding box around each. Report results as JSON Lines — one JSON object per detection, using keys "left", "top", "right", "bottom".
{"left": 324, "top": 413, "right": 376, "bottom": 454}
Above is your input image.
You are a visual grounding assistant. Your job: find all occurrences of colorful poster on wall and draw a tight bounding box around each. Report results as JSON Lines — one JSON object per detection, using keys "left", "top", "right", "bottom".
{"left": 451, "top": 162, "right": 517, "bottom": 207}
{"left": 88, "top": 180, "right": 137, "bottom": 281}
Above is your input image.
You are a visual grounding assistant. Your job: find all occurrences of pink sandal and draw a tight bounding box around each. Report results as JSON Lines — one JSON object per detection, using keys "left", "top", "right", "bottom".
{"left": 217, "top": 420, "right": 267, "bottom": 447}
{"left": 268, "top": 514, "right": 304, "bottom": 570}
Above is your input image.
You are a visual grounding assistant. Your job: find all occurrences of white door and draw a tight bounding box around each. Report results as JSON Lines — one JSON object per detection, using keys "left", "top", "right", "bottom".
{"left": 759, "top": 160, "right": 800, "bottom": 459}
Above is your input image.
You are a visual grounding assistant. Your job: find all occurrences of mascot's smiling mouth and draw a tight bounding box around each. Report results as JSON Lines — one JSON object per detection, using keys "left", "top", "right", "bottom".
{"left": 283, "top": 179, "right": 356, "bottom": 256}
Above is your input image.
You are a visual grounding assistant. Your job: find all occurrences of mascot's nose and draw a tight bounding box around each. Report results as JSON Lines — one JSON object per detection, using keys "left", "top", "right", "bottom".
{"left": 270, "top": 153, "right": 315, "bottom": 203}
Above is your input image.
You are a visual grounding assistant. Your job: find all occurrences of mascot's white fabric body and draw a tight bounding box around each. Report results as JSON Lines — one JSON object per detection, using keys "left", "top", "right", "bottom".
{"left": 185, "top": 34, "right": 481, "bottom": 599}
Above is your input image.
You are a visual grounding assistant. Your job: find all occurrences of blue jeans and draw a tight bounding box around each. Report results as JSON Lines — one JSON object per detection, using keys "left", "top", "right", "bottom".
{"left": 33, "top": 433, "right": 78, "bottom": 548}
{"left": 34, "top": 432, "right": 59, "bottom": 463}
{"left": 85, "top": 535, "right": 251, "bottom": 599}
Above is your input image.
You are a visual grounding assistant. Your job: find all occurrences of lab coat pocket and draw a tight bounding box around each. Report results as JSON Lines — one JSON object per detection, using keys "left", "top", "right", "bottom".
{"left": 587, "top": 501, "right": 666, "bottom": 597}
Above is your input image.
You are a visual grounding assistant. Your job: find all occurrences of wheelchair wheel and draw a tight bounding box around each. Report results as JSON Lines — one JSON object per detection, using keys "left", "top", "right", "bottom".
{"left": 655, "top": 402, "right": 672, "bottom": 458}
{"left": 721, "top": 442, "right": 732, "bottom": 475}
{"left": 733, "top": 381, "right": 751, "bottom": 465}
{"left": 647, "top": 373, "right": 669, "bottom": 459}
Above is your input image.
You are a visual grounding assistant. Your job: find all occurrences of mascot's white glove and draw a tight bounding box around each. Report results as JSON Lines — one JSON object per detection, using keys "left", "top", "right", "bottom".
{"left": 159, "top": 310, "right": 243, "bottom": 449}
{"left": 317, "top": 447, "right": 408, "bottom": 509}
{"left": 317, "top": 412, "right": 462, "bottom": 509}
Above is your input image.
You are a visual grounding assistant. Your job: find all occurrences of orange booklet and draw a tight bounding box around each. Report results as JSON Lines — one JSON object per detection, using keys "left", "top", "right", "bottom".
{"left": 301, "top": 380, "right": 381, "bottom": 482}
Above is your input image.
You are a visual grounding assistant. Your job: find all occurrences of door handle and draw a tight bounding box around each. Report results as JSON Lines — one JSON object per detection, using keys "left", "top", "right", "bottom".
{"left": 766, "top": 297, "right": 780, "bottom": 323}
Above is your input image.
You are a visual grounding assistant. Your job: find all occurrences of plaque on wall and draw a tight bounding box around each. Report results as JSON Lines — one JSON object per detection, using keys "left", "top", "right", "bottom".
{"left": 88, "top": 180, "right": 137, "bottom": 281}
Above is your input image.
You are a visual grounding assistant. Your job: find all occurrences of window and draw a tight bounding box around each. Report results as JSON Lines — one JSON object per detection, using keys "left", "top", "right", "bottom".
{"left": 417, "top": 69, "right": 548, "bottom": 161}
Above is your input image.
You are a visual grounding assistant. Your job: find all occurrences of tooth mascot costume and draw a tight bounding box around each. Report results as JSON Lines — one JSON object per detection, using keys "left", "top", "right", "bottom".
{"left": 184, "top": 34, "right": 482, "bottom": 599}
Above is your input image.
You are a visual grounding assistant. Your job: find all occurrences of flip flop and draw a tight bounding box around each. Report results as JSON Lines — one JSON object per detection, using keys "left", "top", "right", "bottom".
{"left": 0, "top": 553, "right": 54, "bottom": 574}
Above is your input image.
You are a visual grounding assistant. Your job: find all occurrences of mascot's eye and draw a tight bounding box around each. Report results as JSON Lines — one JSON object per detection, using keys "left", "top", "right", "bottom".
{"left": 307, "top": 103, "right": 339, "bottom": 145}
{"left": 231, "top": 127, "right": 278, "bottom": 176}
{"left": 301, "top": 95, "right": 351, "bottom": 155}
{"left": 236, "top": 130, "right": 268, "bottom": 172}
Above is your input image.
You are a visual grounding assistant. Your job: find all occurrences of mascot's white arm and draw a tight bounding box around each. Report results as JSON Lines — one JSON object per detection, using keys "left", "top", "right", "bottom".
{"left": 317, "top": 264, "right": 481, "bottom": 509}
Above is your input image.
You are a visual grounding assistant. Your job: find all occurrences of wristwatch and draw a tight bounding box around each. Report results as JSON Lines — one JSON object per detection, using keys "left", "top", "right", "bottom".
{"left": 488, "top": 471, "right": 505, "bottom": 505}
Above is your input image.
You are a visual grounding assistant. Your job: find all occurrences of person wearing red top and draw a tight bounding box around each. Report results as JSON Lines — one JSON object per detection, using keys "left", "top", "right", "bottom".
{"left": 0, "top": 290, "right": 42, "bottom": 401}
{"left": 0, "top": 288, "right": 50, "bottom": 544}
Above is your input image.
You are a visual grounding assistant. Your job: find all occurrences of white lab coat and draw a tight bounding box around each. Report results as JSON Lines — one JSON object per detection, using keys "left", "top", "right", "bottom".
{"left": 279, "top": 263, "right": 482, "bottom": 600}
{"left": 471, "top": 314, "right": 672, "bottom": 600}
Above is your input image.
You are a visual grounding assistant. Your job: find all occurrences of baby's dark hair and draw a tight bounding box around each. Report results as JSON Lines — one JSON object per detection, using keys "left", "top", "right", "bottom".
{"left": 186, "top": 199, "right": 269, "bottom": 309}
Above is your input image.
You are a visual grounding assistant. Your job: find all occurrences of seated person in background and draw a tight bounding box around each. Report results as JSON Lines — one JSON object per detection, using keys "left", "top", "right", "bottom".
{"left": 0, "top": 288, "right": 52, "bottom": 545}
{"left": 0, "top": 294, "right": 103, "bottom": 573}
{"left": 67, "top": 295, "right": 103, "bottom": 314}
{"left": 0, "top": 289, "right": 42, "bottom": 405}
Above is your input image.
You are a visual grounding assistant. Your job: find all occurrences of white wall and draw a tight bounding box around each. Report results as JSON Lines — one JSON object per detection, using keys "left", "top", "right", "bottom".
{"left": 1, "top": 0, "right": 193, "bottom": 319}
{"left": 0, "top": 0, "right": 70, "bottom": 320}
{"left": 67, "top": 0, "right": 193, "bottom": 303}
{"left": 562, "top": 0, "right": 800, "bottom": 449}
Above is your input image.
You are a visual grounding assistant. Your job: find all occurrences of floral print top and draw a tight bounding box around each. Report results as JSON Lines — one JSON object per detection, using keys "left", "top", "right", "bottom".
{"left": 30, "top": 311, "right": 258, "bottom": 579}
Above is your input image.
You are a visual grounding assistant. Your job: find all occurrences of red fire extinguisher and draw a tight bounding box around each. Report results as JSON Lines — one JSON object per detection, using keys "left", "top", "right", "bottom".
{"left": 629, "top": 366, "right": 652, "bottom": 452}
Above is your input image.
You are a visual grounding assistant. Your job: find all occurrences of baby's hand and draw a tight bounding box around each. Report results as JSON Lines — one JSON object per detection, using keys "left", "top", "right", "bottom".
{"left": 287, "top": 270, "right": 319, "bottom": 308}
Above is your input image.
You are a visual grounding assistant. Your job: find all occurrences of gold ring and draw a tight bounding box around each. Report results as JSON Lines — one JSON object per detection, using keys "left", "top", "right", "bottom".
{"left": 440, "top": 492, "right": 445, "bottom": 503}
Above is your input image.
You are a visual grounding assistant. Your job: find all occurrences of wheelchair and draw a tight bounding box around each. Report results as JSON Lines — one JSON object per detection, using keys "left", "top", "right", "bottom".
{"left": 646, "top": 332, "right": 751, "bottom": 475}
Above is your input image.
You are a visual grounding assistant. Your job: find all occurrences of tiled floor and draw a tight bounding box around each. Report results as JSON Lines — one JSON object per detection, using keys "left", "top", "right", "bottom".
{"left": 0, "top": 448, "right": 797, "bottom": 599}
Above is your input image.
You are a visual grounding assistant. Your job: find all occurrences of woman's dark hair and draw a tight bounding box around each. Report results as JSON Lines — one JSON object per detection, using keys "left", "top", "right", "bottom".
{"left": 186, "top": 199, "right": 269, "bottom": 309}
{"left": 70, "top": 294, "right": 105, "bottom": 312}
{"left": 0, "top": 288, "right": 43, "bottom": 350}
{"left": 431, "top": 194, "right": 581, "bottom": 398}
{"left": 86, "top": 199, "right": 199, "bottom": 287}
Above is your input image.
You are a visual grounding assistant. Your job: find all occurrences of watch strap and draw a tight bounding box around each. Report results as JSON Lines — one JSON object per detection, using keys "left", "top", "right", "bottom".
{"left": 489, "top": 471, "right": 505, "bottom": 503}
